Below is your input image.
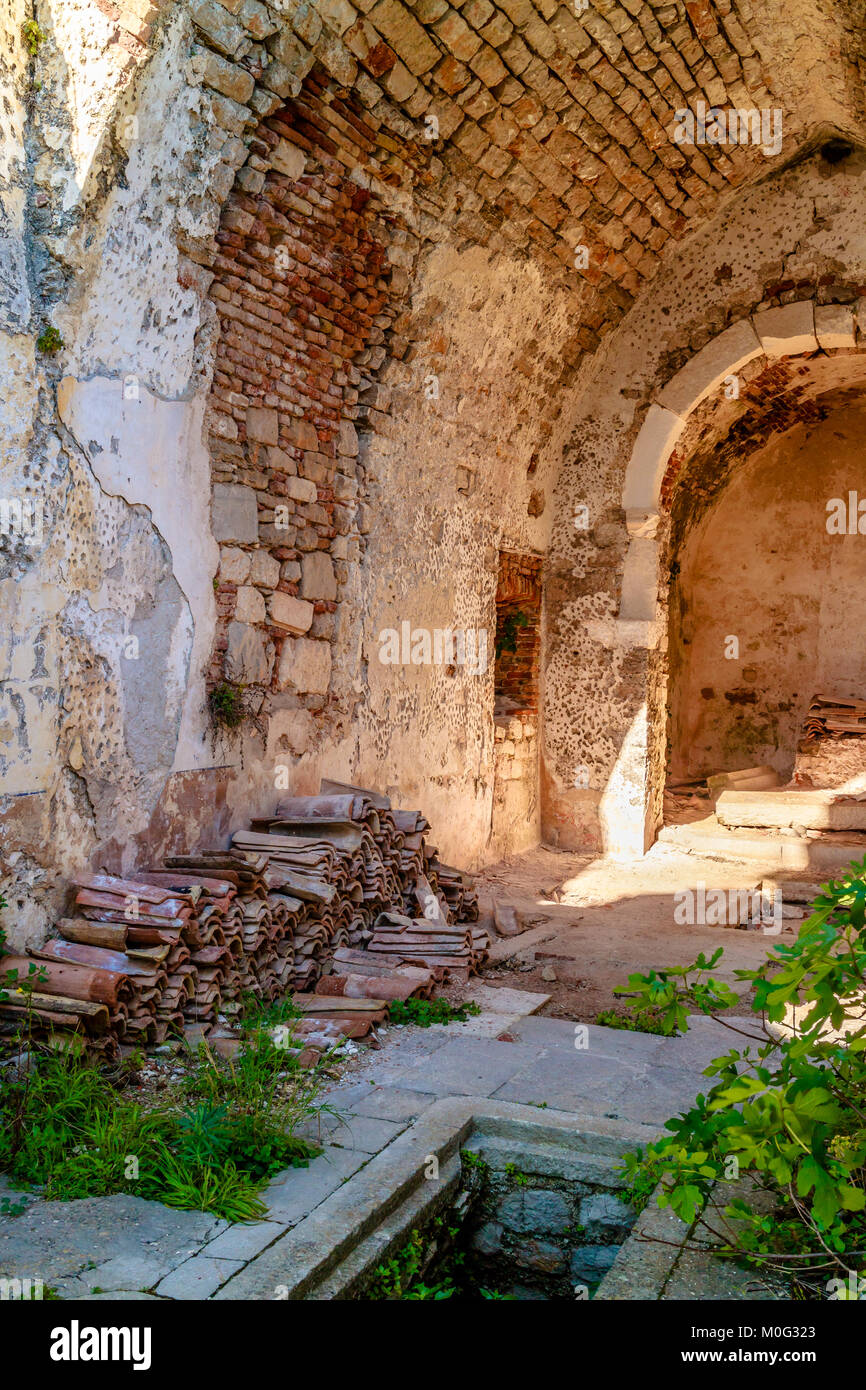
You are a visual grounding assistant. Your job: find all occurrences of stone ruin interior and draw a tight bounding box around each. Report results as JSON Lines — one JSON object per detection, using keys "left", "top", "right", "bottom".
{"left": 1, "top": 0, "right": 866, "bottom": 1312}
{"left": 3, "top": 0, "right": 865, "bottom": 942}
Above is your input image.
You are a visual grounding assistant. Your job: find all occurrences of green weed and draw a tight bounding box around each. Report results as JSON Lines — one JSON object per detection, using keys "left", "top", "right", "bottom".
{"left": 387, "top": 997, "right": 481, "bottom": 1028}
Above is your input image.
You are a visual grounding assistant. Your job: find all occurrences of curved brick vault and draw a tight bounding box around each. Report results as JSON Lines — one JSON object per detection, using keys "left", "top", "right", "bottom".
{"left": 2, "top": 0, "right": 866, "bottom": 938}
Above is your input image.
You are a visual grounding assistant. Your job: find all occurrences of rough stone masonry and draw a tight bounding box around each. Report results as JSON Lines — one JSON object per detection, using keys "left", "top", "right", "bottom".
{"left": 0, "top": 0, "right": 865, "bottom": 947}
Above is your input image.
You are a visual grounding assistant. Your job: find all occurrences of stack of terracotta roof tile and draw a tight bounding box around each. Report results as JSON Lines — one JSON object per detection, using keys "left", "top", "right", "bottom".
{"left": 4, "top": 782, "right": 486, "bottom": 1059}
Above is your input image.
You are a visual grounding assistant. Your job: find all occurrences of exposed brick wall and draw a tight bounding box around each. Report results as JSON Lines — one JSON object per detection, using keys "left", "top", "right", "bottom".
{"left": 494, "top": 551, "right": 542, "bottom": 713}
{"left": 663, "top": 331, "right": 866, "bottom": 525}
{"left": 206, "top": 66, "right": 416, "bottom": 710}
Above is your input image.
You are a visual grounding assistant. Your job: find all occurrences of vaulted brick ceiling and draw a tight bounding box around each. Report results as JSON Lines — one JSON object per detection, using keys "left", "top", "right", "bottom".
{"left": 240, "top": 0, "right": 866, "bottom": 344}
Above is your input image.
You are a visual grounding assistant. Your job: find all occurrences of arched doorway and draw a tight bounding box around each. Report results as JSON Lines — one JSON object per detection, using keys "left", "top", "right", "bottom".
{"left": 616, "top": 299, "right": 866, "bottom": 853}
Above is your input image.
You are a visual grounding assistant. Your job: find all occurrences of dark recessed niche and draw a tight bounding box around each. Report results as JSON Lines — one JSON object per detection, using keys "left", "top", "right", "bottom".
{"left": 821, "top": 139, "right": 854, "bottom": 164}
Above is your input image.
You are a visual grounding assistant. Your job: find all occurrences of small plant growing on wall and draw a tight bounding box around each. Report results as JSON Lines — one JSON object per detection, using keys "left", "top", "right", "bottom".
{"left": 208, "top": 681, "right": 247, "bottom": 731}
{"left": 495, "top": 610, "right": 530, "bottom": 661}
{"left": 21, "top": 20, "right": 46, "bottom": 56}
{"left": 36, "top": 325, "right": 63, "bottom": 354}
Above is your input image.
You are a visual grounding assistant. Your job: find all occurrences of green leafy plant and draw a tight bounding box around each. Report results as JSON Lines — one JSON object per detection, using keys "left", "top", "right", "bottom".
{"left": 36, "top": 325, "right": 63, "bottom": 354}
{"left": 613, "top": 948, "right": 739, "bottom": 1036}
{"left": 367, "top": 1228, "right": 427, "bottom": 1299}
{"left": 0, "top": 1195, "right": 29, "bottom": 1217}
{"left": 208, "top": 680, "right": 246, "bottom": 730}
{"left": 240, "top": 993, "right": 303, "bottom": 1036}
{"left": 495, "top": 610, "right": 530, "bottom": 660}
{"left": 595, "top": 1006, "right": 673, "bottom": 1036}
{"left": 619, "top": 860, "right": 866, "bottom": 1295}
{"left": 21, "top": 20, "right": 46, "bottom": 56}
{"left": 460, "top": 1148, "right": 489, "bottom": 1174}
{"left": 387, "top": 997, "right": 481, "bottom": 1028}
{"left": 505, "top": 1162, "right": 529, "bottom": 1187}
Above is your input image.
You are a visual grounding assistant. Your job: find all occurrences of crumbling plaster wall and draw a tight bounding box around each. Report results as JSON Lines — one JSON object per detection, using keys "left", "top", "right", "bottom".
{"left": 344, "top": 240, "right": 576, "bottom": 863}
{"left": 669, "top": 401, "right": 866, "bottom": 782}
{"left": 544, "top": 143, "right": 866, "bottom": 855}
{"left": 0, "top": 0, "right": 588, "bottom": 953}
{"left": 0, "top": 2, "right": 250, "bottom": 947}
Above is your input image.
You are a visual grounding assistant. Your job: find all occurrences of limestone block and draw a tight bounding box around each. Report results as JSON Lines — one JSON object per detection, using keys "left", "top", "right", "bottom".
{"left": 318, "top": 37, "right": 359, "bottom": 84}
{"left": 225, "top": 621, "right": 272, "bottom": 684}
{"left": 286, "top": 418, "right": 318, "bottom": 451}
{"left": 612, "top": 618, "right": 664, "bottom": 651}
{"left": 570, "top": 1245, "right": 619, "bottom": 1285}
{"left": 191, "top": 0, "right": 249, "bottom": 56}
{"left": 625, "top": 509, "right": 659, "bottom": 539}
{"left": 246, "top": 406, "right": 279, "bottom": 445}
{"left": 238, "top": 0, "right": 279, "bottom": 40}
{"left": 622, "top": 405, "right": 685, "bottom": 513}
{"left": 285, "top": 475, "right": 317, "bottom": 503}
{"left": 277, "top": 637, "right": 332, "bottom": 694}
{"left": 271, "top": 139, "right": 306, "bottom": 180}
{"left": 234, "top": 585, "right": 266, "bottom": 623}
{"left": 368, "top": 0, "right": 440, "bottom": 74}
{"left": 190, "top": 48, "right": 256, "bottom": 103}
{"left": 498, "top": 1189, "right": 570, "bottom": 1235}
{"left": 752, "top": 300, "right": 817, "bottom": 358}
{"left": 260, "top": 59, "right": 303, "bottom": 99}
{"left": 249, "top": 551, "right": 280, "bottom": 587}
{"left": 315, "top": 0, "right": 358, "bottom": 35}
{"left": 268, "top": 591, "right": 314, "bottom": 634}
{"left": 578, "top": 1193, "right": 635, "bottom": 1243}
{"left": 384, "top": 60, "right": 417, "bottom": 102}
{"left": 338, "top": 419, "right": 359, "bottom": 456}
{"left": 301, "top": 550, "right": 337, "bottom": 601}
{"left": 219, "top": 546, "right": 250, "bottom": 584}
{"left": 291, "top": 1, "right": 322, "bottom": 45}
{"left": 212, "top": 484, "right": 258, "bottom": 543}
{"left": 268, "top": 706, "right": 317, "bottom": 757}
{"left": 815, "top": 303, "right": 856, "bottom": 350}
{"left": 334, "top": 472, "right": 357, "bottom": 502}
{"left": 655, "top": 319, "right": 762, "bottom": 418}
{"left": 269, "top": 30, "right": 315, "bottom": 80}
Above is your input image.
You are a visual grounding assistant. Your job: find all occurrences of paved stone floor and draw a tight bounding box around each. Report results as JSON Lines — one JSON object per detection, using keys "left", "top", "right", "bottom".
{"left": 0, "top": 994, "right": 753, "bottom": 1300}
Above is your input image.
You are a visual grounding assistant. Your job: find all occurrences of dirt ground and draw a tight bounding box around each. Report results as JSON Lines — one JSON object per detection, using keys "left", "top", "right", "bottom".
{"left": 473, "top": 844, "right": 794, "bottom": 1022}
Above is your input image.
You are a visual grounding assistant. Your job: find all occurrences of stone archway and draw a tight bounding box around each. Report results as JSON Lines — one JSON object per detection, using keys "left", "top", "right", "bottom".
{"left": 614, "top": 297, "right": 866, "bottom": 853}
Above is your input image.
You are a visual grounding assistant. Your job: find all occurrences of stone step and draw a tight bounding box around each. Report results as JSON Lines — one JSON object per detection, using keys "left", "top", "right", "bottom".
{"left": 716, "top": 789, "right": 866, "bottom": 830}
{"left": 654, "top": 817, "right": 866, "bottom": 871}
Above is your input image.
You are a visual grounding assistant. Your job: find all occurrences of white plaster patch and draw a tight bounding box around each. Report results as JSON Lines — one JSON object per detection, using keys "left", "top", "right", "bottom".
{"left": 57, "top": 375, "right": 220, "bottom": 773}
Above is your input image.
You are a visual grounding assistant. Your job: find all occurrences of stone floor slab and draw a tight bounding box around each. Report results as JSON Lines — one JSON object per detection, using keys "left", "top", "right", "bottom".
{"left": 341, "top": 1085, "right": 439, "bottom": 1123}
{"left": 298, "top": 1112, "right": 407, "bottom": 1154}
{"left": 155, "top": 1254, "right": 244, "bottom": 1300}
{"left": 261, "top": 1147, "right": 368, "bottom": 1224}
{"left": 391, "top": 1036, "right": 540, "bottom": 1097}
{"left": 201, "top": 1220, "right": 285, "bottom": 1262}
{"left": 492, "top": 1049, "right": 642, "bottom": 1115}
{"left": 0, "top": 1194, "right": 224, "bottom": 1294}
